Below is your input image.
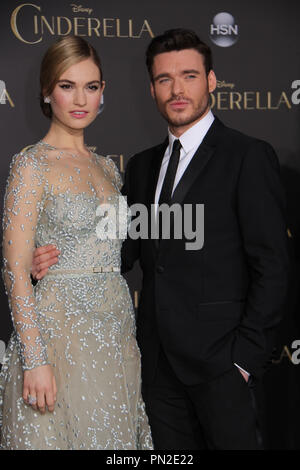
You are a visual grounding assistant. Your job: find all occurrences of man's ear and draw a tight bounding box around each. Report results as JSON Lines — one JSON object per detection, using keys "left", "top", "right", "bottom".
{"left": 208, "top": 70, "right": 217, "bottom": 93}
{"left": 150, "top": 81, "right": 155, "bottom": 99}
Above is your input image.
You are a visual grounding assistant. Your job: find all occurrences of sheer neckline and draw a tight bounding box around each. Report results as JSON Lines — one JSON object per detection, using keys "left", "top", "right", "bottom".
{"left": 38, "top": 140, "right": 94, "bottom": 159}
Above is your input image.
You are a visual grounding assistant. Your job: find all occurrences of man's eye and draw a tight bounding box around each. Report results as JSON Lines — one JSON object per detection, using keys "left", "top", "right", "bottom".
{"left": 158, "top": 78, "right": 170, "bottom": 84}
{"left": 186, "top": 75, "right": 196, "bottom": 79}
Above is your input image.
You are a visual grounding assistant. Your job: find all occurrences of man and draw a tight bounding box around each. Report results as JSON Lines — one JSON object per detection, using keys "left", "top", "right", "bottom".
{"left": 32, "top": 29, "right": 290, "bottom": 449}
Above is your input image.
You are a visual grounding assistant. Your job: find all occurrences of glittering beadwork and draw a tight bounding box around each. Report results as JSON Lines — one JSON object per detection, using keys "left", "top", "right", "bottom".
{"left": 0, "top": 141, "right": 153, "bottom": 450}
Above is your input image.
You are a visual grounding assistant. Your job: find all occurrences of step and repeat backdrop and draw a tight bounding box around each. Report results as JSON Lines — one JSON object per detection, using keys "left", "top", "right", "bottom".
{"left": 0, "top": 0, "right": 299, "bottom": 449}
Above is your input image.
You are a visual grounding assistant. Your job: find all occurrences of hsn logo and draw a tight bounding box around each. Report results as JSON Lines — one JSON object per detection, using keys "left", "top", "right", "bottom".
{"left": 210, "top": 12, "right": 238, "bottom": 48}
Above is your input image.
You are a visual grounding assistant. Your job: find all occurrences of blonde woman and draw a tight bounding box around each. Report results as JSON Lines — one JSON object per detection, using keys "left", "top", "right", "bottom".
{"left": 0, "top": 36, "right": 152, "bottom": 450}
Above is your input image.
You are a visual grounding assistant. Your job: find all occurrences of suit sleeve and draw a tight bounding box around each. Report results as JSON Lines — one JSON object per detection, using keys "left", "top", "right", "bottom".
{"left": 121, "top": 156, "right": 141, "bottom": 274}
{"left": 233, "top": 140, "right": 290, "bottom": 378}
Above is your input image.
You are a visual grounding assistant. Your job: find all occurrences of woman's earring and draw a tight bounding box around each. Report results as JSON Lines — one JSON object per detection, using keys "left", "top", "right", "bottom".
{"left": 98, "top": 95, "right": 104, "bottom": 115}
{"left": 44, "top": 96, "right": 51, "bottom": 104}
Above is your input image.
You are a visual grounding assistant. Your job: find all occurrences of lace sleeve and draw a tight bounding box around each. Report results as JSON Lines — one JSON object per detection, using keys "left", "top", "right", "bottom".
{"left": 102, "top": 156, "right": 123, "bottom": 191}
{"left": 2, "top": 151, "right": 49, "bottom": 371}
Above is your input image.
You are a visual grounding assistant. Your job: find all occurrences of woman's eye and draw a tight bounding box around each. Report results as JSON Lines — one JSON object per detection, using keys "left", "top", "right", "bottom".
{"left": 88, "top": 85, "right": 99, "bottom": 91}
{"left": 60, "top": 84, "right": 72, "bottom": 89}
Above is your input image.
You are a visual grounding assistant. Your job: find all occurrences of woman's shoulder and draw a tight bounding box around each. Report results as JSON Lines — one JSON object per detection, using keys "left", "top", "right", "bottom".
{"left": 8, "top": 141, "right": 52, "bottom": 176}
{"left": 93, "top": 151, "right": 118, "bottom": 170}
{"left": 11, "top": 141, "right": 47, "bottom": 162}
{"left": 94, "top": 152, "right": 123, "bottom": 189}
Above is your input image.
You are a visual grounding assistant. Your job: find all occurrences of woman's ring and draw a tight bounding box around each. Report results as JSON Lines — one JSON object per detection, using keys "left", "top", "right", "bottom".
{"left": 28, "top": 394, "right": 37, "bottom": 405}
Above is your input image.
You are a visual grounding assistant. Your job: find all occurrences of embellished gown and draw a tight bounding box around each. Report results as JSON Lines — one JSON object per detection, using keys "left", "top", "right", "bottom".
{"left": 0, "top": 141, "right": 153, "bottom": 450}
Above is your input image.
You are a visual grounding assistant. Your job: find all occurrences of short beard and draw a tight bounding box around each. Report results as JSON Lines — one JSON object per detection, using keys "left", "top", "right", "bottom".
{"left": 158, "top": 94, "right": 211, "bottom": 129}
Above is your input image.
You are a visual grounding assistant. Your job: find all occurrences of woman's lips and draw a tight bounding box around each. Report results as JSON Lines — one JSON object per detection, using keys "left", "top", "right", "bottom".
{"left": 70, "top": 111, "right": 89, "bottom": 119}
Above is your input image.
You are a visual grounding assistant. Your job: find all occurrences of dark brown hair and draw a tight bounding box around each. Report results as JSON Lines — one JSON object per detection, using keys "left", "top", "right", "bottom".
{"left": 40, "top": 35, "right": 103, "bottom": 118}
{"left": 146, "top": 28, "right": 213, "bottom": 82}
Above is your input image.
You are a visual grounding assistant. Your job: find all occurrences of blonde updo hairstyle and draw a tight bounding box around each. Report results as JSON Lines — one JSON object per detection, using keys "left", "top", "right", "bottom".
{"left": 40, "top": 35, "right": 103, "bottom": 118}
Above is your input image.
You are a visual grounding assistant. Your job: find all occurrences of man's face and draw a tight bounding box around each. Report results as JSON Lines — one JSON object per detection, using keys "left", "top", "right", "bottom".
{"left": 150, "top": 49, "right": 216, "bottom": 135}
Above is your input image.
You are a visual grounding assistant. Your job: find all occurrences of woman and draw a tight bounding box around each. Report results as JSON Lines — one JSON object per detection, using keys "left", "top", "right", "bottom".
{"left": 0, "top": 36, "right": 152, "bottom": 450}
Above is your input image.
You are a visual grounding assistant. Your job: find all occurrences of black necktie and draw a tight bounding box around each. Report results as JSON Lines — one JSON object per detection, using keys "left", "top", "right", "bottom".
{"left": 159, "top": 139, "right": 181, "bottom": 205}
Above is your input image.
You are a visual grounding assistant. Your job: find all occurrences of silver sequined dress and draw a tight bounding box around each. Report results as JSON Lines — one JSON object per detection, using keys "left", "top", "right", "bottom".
{"left": 0, "top": 141, "right": 153, "bottom": 450}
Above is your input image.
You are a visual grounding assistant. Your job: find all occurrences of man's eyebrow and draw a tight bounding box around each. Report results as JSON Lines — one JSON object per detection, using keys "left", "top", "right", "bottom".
{"left": 57, "top": 79, "right": 101, "bottom": 85}
{"left": 153, "top": 69, "right": 201, "bottom": 81}
{"left": 182, "top": 69, "right": 200, "bottom": 74}
{"left": 153, "top": 73, "right": 171, "bottom": 82}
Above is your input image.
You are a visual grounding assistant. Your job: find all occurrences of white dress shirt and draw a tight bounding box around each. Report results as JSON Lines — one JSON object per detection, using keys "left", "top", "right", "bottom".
{"left": 154, "top": 109, "right": 249, "bottom": 378}
{"left": 154, "top": 110, "right": 215, "bottom": 209}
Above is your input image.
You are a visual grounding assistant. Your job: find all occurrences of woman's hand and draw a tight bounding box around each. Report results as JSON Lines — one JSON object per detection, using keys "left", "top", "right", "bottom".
{"left": 23, "top": 364, "right": 57, "bottom": 414}
{"left": 31, "top": 244, "right": 60, "bottom": 280}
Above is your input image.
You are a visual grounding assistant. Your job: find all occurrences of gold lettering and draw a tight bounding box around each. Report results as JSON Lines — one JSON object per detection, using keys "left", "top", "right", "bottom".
{"left": 116, "top": 18, "right": 128, "bottom": 38}
{"left": 243, "top": 91, "right": 255, "bottom": 110}
{"left": 277, "top": 91, "right": 292, "bottom": 109}
{"left": 70, "top": 4, "right": 93, "bottom": 15}
{"left": 134, "top": 290, "right": 139, "bottom": 309}
{"left": 256, "top": 91, "right": 267, "bottom": 110}
{"left": 119, "top": 155, "right": 124, "bottom": 173}
{"left": 138, "top": 19, "right": 154, "bottom": 38}
{"left": 57, "top": 17, "right": 72, "bottom": 36}
{"left": 34, "top": 14, "right": 38, "bottom": 34}
{"left": 103, "top": 18, "right": 115, "bottom": 37}
{"left": 128, "top": 19, "right": 154, "bottom": 38}
{"left": 267, "top": 92, "right": 277, "bottom": 110}
{"left": 128, "top": 19, "right": 139, "bottom": 38}
{"left": 0, "top": 89, "right": 15, "bottom": 107}
{"left": 217, "top": 80, "right": 235, "bottom": 89}
{"left": 209, "top": 90, "right": 292, "bottom": 111}
{"left": 40, "top": 16, "right": 55, "bottom": 35}
{"left": 230, "top": 92, "right": 242, "bottom": 109}
{"left": 272, "top": 345, "right": 293, "bottom": 364}
{"left": 87, "top": 18, "right": 100, "bottom": 37}
{"left": 11, "top": 7, "right": 153, "bottom": 42}
{"left": 217, "top": 92, "right": 228, "bottom": 110}
{"left": 74, "top": 17, "right": 86, "bottom": 36}
{"left": 11, "top": 3, "right": 42, "bottom": 44}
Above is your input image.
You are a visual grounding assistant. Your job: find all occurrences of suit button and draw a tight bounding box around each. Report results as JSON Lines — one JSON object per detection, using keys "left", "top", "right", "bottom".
{"left": 157, "top": 265, "right": 164, "bottom": 273}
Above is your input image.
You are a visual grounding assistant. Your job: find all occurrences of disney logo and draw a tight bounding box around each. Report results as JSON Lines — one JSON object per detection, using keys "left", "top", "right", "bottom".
{"left": 216, "top": 80, "right": 235, "bottom": 89}
{"left": 70, "top": 4, "right": 93, "bottom": 15}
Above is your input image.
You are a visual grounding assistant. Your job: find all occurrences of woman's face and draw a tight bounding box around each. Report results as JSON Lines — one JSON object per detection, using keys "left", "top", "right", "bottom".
{"left": 48, "top": 58, "right": 104, "bottom": 130}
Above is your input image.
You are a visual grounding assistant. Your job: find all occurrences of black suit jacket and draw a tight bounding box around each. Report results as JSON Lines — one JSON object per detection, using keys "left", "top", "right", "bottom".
{"left": 121, "top": 116, "right": 290, "bottom": 386}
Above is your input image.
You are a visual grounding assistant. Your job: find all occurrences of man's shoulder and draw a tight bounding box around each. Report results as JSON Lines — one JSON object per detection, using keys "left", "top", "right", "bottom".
{"left": 213, "top": 117, "right": 275, "bottom": 159}
{"left": 131, "top": 141, "right": 166, "bottom": 159}
{"left": 126, "top": 141, "right": 167, "bottom": 169}
{"left": 218, "top": 119, "right": 263, "bottom": 147}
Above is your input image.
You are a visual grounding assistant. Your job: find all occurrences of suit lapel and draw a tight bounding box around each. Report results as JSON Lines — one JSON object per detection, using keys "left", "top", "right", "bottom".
{"left": 171, "top": 117, "right": 223, "bottom": 205}
{"left": 146, "top": 138, "right": 168, "bottom": 208}
{"left": 171, "top": 141, "right": 215, "bottom": 206}
{"left": 145, "top": 139, "right": 168, "bottom": 253}
{"left": 157, "top": 117, "right": 224, "bottom": 254}
{"left": 148, "top": 117, "right": 225, "bottom": 254}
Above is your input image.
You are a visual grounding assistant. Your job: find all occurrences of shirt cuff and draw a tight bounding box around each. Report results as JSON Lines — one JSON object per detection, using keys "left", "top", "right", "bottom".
{"left": 234, "top": 363, "right": 250, "bottom": 376}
